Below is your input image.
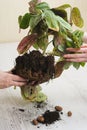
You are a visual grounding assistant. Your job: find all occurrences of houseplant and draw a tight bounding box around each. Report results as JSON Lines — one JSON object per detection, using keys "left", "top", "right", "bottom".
{"left": 12, "top": 0, "right": 85, "bottom": 102}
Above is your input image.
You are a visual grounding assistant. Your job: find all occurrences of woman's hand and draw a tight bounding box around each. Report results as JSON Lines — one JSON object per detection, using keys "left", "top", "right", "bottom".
{"left": 63, "top": 32, "right": 87, "bottom": 62}
{"left": 0, "top": 70, "right": 27, "bottom": 89}
{"left": 63, "top": 44, "right": 87, "bottom": 62}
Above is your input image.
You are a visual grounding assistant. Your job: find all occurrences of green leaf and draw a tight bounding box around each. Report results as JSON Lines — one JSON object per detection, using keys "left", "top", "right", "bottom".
{"left": 72, "top": 30, "right": 84, "bottom": 47}
{"left": 29, "top": 14, "right": 42, "bottom": 31}
{"left": 52, "top": 47, "right": 62, "bottom": 56}
{"left": 56, "top": 4, "right": 71, "bottom": 10}
{"left": 31, "top": 19, "right": 48, "bottom": 37}
{"left": 35, "top": 92, "right": 47, "bottom": 102}
{"left": 80, "top": 62, "right": 85, "bottom": 67}
{"left": 71, "top": 7, "right": 84, "bottom": 28}
{"left": 51, "top": 9, "right": 68, "bottom": 21}
{"left": 36, "top": 2, "right": 50, "bottom": 10}
{"left": 73, "top": 30, "right": 84, "bottom": 37}
{"left": 63, "top": 62, "right": 72, "bottom": 69}
{"left": 20, "top": 85, "right": 43, "bottom": 101}
{"left": 56, "top": 15, "right": 72, "bottom": 31}
{"left": 58, "top": 44, "right": 65, "bottom": 52}
{"left": 33, "top": 42, "right": 39, "bottom": 49}
{"left": 72, "top": 62, "right": 85, "bottom": 69}
{"left": 44, "top": 10, "right": 59, "bottom": 31}
{"left": 37, "top": 35, "right": 48, "bottom": 51}
{"left": 66, "top": 37, "right": 73, "bottom": 47}
{"left": 18, "top": 15, "right": 22, "bottom": 25}
{"left": 73, "top": 62, "right": 80, "bottom": 69}
{"left": 19, "top": 13, "right": 30, "bottom": 29}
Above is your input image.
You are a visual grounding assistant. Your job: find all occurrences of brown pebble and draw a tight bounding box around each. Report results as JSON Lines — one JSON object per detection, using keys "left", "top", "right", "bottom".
{"left": 37, "top": 116, "right": 44, "bottom": 123}
{"left": 32, "top": 119, "right": 38, "bottom": 125}
{"left": 55, "top": 106, "right": 63, "bottom": 111}
{"left": 67, "top": 111, "right": 72, "bottom": 117}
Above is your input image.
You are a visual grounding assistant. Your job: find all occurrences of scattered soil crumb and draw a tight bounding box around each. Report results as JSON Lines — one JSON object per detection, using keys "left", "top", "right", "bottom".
{"left": 18, "top": 108, "right": 25, "bottom": 112}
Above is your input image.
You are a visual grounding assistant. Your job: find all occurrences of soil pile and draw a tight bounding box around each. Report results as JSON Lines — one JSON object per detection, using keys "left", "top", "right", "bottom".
{"left": 42, "top": 110, "right": 60, "bottom": 125}
{"left": 32, "top": 109, "right": 61, "bottom": 126}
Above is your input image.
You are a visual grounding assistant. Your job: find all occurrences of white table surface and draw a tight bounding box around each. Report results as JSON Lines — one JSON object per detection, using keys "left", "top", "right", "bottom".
{"left": 0, "top": 42, "right": 87, "bottom": 130}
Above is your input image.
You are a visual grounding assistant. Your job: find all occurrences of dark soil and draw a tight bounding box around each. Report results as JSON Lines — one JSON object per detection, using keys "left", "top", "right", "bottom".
{"left": 42, "top": 110, "right": 61, "bottom": 125}
{"left": 12, "top": 50, "right": 55, "bottom": 86}
{"left": 18, "top": 108, "right": 25, "bottom": 112}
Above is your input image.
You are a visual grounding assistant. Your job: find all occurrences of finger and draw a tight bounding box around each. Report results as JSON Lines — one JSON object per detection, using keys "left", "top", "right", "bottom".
{"left": 80, "top": 45, "right": 87, "bottom": 48}
{"left": 66, "top": 47, "right": 87, "bottom": 53}
{"left": 11, "top": 81, "right": 27, "bottom": 87}
{"left": 65, "top": 58, "right": 87, "bottom": 62}
{"left": 64, "top": 53, "right": 87, "bottom": 58}
{"left": 66, "top": 48, "right": 80, "bottom": 51}
{"left": 11, "top": 75, "right": 27, "bottom": 82}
